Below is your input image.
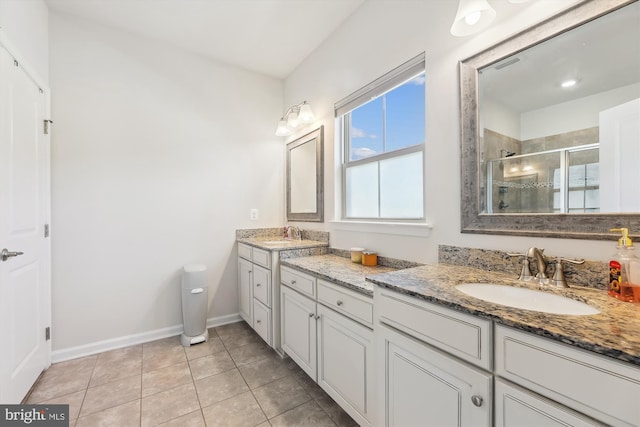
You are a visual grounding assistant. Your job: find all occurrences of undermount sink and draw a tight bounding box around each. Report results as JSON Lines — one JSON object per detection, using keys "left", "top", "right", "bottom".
{"left": 455, "top": 283, "right": 600, "bottom": 315}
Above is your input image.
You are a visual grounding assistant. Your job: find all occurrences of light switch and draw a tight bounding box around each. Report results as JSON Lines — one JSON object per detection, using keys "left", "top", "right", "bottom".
{"left": 250, "top": 209, "right": 259, "bottom": 220}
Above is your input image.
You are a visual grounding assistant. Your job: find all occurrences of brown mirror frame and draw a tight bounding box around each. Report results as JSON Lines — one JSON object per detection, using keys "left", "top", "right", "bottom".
{"left": 459, "top": 0, "right": 640, "bottom": 240}
{"left": 286, "top": 126, "right": 324, "bottom": 222}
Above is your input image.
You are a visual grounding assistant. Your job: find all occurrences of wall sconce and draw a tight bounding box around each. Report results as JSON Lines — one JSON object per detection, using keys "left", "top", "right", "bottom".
{"left": 275, "top": 101, "right": 315, "bottom": 136}
{"left": 450, "top": 0, "right": 496, "bottom": 37}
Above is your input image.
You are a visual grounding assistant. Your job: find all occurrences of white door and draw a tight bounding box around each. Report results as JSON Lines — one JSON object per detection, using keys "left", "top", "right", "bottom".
{"left": 378, "top": 324, "right": 492, "bottom": 427}
{"left": 280, "top": 285, "right": 316, "bottom": 379}
{"left": 495, "top": 379, "right": 601, "bottom": 427}
{"left": 599, "top": 98, "right": 640, "bottom": 212}
{"left": 238, "top": 258, "right": 253, "bottom": 323}
{"left": 0, "top": 44, "right": 51, "bottom": 403}
{"left": 317, "top": 305, "right": 373, "bottom": 427}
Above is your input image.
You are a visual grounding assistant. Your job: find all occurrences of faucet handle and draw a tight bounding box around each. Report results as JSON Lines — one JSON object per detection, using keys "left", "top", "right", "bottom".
{"left": 551, "top": 257, "right": 584, "bottom": 288}
{"left": 507, "top": 252, "right": 533, "bottom": 281}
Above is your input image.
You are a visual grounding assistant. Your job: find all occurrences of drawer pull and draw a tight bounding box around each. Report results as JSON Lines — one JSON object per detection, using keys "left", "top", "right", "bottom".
{"left": 471, "top": 395, "right": 483, "bottom": 407}
{"left": 336, "top": 300, "right": 343, "bottom": 306}
{"left": 256, "top": 320, "right": 262, "bottom": 324}
{"left": 256, "top": 283, "right": 261, "bottom": 287}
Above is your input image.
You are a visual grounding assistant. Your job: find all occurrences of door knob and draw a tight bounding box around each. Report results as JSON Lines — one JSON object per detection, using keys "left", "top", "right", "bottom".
{"left": 1, "top": 249, "right": 24, "bottom": 262}
{"left": 471, "top": 395, "right": 483, "bottom": 407}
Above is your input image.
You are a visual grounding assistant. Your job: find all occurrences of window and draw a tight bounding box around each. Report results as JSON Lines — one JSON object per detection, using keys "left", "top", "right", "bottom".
{"left": 335, "top": 54, "right": 425, "bottom": 220}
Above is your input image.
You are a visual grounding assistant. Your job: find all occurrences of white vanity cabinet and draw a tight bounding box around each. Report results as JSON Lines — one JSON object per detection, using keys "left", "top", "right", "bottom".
{"left": 374, "top": 287, "right": 493, "bottom": 427}
{"left": 495, "top": 325, "right": 640, "bottom": 427}
{"left": 280, "top": 265, "right": 374, "bottom": 427}
{"left": 237, "top": 243, "right": 275, "bottom": 348}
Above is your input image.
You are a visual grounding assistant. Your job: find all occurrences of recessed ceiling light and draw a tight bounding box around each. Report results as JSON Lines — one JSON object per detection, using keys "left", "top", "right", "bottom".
{"left": 561, "top": 79, "right": 577, "bottom": 88}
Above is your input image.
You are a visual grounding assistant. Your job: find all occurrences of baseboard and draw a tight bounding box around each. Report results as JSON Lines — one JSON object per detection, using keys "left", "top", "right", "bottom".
{"left": 51, "top": 313, "right": 243, "bottom": 363}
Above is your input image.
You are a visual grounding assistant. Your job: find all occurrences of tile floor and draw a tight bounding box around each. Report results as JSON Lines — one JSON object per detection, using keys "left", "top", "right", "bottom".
{"left": 26, "top": 321, "right": 358, "bottom": 427}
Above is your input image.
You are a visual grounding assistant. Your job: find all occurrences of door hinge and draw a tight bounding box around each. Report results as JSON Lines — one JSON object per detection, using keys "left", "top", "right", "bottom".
{"left": 45, "top": 327, "right": 50, "bottom": 341}
{"left": 44, "top": 224, "right": 50, "bottom": 238}
{"left": 43, "top": 119, "right": 53, "bottom": 135}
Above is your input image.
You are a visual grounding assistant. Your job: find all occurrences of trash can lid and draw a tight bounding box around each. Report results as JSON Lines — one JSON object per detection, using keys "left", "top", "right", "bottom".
{"left": 183, "top": 264, "right": 206, "bottom": 273}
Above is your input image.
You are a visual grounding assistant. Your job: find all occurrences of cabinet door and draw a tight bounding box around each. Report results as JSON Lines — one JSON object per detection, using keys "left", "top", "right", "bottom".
{"left": 238, "top": 258, "right": 253, "bottom": 324}
{"left": 317, "top": 305, "right": 373, "bottom": 427}
{"left": 281, "top": 285, "right": 317, "bottom": 379}
{"left": 495, "top": 379, "right": 601, "bottom": 427}
{"left": 377, "top": 324, "right": 492, "bottom": 427}
{"left": 252, "top": 264, "right": 271, "bottom": 307}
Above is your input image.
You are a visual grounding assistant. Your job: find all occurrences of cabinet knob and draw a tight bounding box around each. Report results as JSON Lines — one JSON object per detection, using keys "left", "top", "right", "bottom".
{"left": 471, "top": 395, "right": 483, "bottom": 407}
{"left": 256, "top": 283, "right": 261, "bottom": 287}
{"left": 315, "top": 315, "right": 320, "bottom": 320}
{"left": 248, "top": 270, "right": 252, "bottom": 274}
{"left": 291, "top": 280, "right": 297, "bottom": 285}
{"left": 336, "top": 300, "right": 343, "bottom": 306}
{"left": 256, "top": 320, "right": 262, "bottom": 324}
{"left": 309, "top": 313, "right": 314, "bottom": 318}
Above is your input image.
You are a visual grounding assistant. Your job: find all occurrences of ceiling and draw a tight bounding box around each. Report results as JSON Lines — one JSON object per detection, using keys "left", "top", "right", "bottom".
{"left": 44, "top": 0, "right": 366, "bottom": 79}
{"left": 480, "top": 1, "right": 640, "bottom": 113}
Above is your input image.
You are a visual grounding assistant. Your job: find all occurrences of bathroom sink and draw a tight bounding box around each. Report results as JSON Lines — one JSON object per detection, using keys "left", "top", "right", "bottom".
{"left": 455, "top": 283, "right": 599, "bottom": 315}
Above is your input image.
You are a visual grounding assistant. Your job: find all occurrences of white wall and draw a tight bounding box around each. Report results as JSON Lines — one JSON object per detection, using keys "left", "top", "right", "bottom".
{"left": 520, "top": 83, "right": 640, "bottom": 140}
{"left": 0, "top": 0, "right": 49, "bottom": 84}
{"left": 49, "top": 11, "right": 284, "bottom": 353}
{"left": 284, "top": 0, "right": 612, "bottom": 263}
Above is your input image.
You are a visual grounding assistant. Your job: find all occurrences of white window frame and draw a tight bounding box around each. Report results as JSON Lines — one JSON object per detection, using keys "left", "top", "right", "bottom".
{"left": 335, "top": 53, "right": 426, "bottom": 222}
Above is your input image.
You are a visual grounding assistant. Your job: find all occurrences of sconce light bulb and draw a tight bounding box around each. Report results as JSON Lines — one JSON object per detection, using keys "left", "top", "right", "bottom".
{"left": 450, "top": 0, "right": 496, "bottom": 37}
{"left": 298, "top": 103, "right": 315, "bottom": 123}
{"left": 275, "top": 119, "right": 292, "bottom": 136}
{"left": 287, "top": 111, "right": 299, "bottom": 128}
{"left": 465, "top": 11, "right": 481, "bottom": 25}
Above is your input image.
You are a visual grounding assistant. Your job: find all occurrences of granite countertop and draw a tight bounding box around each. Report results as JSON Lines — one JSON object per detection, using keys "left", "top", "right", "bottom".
{"left": 367, "top": 263, "right": 640, "bottom": 367}
{"left": 281, "top": 254, "right": 397, "bottom": 296}
{"left": 238, "top": 236, "right": 329, "bottom": 251}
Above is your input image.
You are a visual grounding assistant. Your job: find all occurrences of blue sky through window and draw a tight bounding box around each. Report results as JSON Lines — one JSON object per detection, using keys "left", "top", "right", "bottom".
{"left": 349, "top": 74, "right": 425, "bottom": 161}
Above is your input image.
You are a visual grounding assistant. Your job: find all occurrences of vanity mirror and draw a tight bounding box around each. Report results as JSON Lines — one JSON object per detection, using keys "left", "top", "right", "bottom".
{"left": 460, "top": 0, "right": 640, "bottom": 239}
{"left": 287, "top": 126, "right": 324, "bottom": 222}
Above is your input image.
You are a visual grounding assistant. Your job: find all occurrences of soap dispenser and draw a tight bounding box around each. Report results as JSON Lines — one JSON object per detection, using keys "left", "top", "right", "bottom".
{"left": 608, "top": 228, "right": 640, "bottom": 302}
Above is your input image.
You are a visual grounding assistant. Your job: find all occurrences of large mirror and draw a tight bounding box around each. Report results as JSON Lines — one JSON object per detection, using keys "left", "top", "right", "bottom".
{"left": 287, "top": 126, "right": 324, "bottom": 222}
{"left": 460, "top": 0, "right": 640, "bottom": 240}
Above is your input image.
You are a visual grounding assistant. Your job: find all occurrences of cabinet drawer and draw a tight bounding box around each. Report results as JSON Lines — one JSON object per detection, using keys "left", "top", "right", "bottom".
{"left": 252, "top": 247, "right": 271, "bottom": 268}
{"left": 495, "top": 325, "right": 640, "bottom": 427}
{"left": 253, "top": 264, "right": 271, "bottom": 307}
{"left": 281, "top": 266, "right": 316, "bottom": 298}
{"left": 253, "top": 299, "right": 271, "bottom": 346}
{"left": 238, "top": 243, "right": 252, "bottom": 260}
{"left": 376, "top": 288, "right": 492, "bottom": 370}
{"left": 318, "top": 279, "right": 373, "bottom": 327}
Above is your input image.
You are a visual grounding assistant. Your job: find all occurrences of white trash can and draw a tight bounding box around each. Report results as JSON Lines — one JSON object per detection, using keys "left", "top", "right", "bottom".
{"left": 180, "top": 264, "right": 209, "bottom": 346}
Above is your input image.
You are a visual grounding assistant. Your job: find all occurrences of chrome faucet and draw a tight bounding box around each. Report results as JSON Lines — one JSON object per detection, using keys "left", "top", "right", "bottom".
{"left": 284, "top": 226, "right": 301, "bottom": 240}
{"left": 508, "top": 247, "right": 548, "bottom": 283}
{"left": 527, "top": 247, "right": 549, "bottom": 282}
{"left": 508, "top": 247, "right": 584, "bottom": 287}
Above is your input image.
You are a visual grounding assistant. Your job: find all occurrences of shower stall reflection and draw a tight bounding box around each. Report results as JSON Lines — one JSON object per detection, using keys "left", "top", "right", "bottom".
{"left": 486, "top": 144, "right": 599, "bottom": 214}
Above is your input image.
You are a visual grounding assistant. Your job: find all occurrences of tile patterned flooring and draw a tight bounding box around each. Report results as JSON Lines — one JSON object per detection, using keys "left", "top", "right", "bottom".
{"left": 26, "top": 321, "right": 358, "bottom": 427}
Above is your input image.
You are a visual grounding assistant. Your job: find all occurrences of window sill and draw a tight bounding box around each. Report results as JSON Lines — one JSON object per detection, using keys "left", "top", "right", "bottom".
{"left": 329, "top": 220, "right": 433, "bottom": 237}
